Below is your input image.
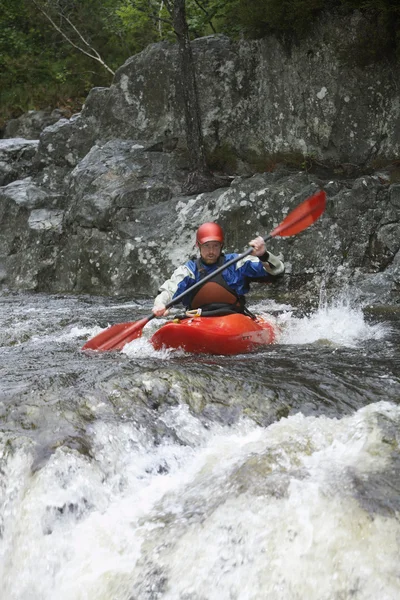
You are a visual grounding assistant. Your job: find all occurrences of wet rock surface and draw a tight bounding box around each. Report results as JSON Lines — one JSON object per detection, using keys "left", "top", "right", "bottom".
{"left": 0, "top": 21, "right": 399, "bottom": 305}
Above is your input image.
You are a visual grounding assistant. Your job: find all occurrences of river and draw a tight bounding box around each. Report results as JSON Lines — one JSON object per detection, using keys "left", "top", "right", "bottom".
{"left": 0, "top": 291, "right": 399, "bottom": 600}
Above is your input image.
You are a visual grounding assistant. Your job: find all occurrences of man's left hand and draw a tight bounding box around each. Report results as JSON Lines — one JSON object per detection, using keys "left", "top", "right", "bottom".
{"left": 249, "top": 236, "right": 266, "bottom": 257}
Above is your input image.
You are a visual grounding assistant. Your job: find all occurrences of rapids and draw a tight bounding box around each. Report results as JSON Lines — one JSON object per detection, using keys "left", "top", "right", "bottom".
{"left": 0, "top": 292, "right": 399, "bottom": 600}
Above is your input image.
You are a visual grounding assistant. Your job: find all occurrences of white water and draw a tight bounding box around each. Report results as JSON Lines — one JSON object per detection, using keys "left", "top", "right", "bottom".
{"left": 120, "top": 297, "right": 390, "bottom": 359}
{"left": 1, "top": 402, "right": 399, "bottom": 599}
{"left": 1, "top": 295, "right": 398, "bottom": 599}
{"left": 0, "top": 293, "right": 389, "bottom": 354}
{"left": 277, "top": 298, "right": 388, "bottom": 347}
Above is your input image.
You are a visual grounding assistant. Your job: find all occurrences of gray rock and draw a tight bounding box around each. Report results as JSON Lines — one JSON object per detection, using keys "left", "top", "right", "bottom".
{"left": 28, "top": 26, "right": 400, "bottom": 169}
{"left": 65, "top": 139, "right": 186, "bottom": 230}
{"left": 28, "top": 209, "right": 64, "bottom": 233}
{"left": 0, "top": 139, "right": 39, "bottom": 186}
{"left": 0, "top": 21, "right": 400, "bottom": 304}
{"left": 3, "top": 108, "right": 66, "bottom": 140}
{"left": 0, "top": 177, "right": 51, "bottom": 209}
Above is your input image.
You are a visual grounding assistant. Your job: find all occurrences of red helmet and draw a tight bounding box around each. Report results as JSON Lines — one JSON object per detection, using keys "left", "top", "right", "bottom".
{"left": 196, "top": 222, "right": 224, "bottom": 245}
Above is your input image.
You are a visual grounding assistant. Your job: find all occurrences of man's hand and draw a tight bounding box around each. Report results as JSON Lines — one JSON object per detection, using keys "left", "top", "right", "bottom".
{"left": 152, "top": 304, "right": 169, "bottom": 317}
{"left": 249, "top": 236, "right": 266, "bottom": 257}
{"left": 249, "top": 236, "right": 285, "bottom": 275}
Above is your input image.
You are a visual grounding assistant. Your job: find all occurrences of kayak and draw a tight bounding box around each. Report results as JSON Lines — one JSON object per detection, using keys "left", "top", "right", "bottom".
{"left": 150, "top": 313, "right": 277, "bottom": 355}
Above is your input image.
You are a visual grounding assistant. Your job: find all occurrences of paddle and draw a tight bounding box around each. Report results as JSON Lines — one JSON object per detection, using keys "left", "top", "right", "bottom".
{"left": 82, "top": 189, "right": 326, "bottom": 351}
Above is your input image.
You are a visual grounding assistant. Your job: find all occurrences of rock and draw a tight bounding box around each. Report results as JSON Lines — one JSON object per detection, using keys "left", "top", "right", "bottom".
{"left": 36, "top": 116, "right": 93, "bottom": 168}
{"left": 3, "top": 108, "right": 66, "bottom": 140}
{"left": 28, "top": 209, "right": 64, "bottom": 233}
{"left": 0, "top": 161, "right": 399, "bottom": 304}
{"left": 0, "top": 138, "right": 39, "bottom": 186}
{"left": 0, "top": 22, "right": 400, "bottom": 304}
{"left": 65, "top": 139, "right": 187, "bottom": 230}
{"left": 25, "top": 27, "right": 400, "bottom": 170}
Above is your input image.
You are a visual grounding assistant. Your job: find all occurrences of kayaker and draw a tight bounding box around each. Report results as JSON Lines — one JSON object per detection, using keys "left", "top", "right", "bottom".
{"left": 152, "top": 222, "right": 285, "bottom": 317}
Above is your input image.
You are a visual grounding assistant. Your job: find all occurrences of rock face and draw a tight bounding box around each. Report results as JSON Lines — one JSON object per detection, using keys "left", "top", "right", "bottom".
{"left": 2, "top": 108, "right": 68, "bottom": 141}
{"left": 0, "top": 139, "right": 39, "bottom": 186}
{"left": 0, "top": 19, "right": 399, "bottom": 305}
{"left": 35, "top": 25, "right": 400, "bottom": 169}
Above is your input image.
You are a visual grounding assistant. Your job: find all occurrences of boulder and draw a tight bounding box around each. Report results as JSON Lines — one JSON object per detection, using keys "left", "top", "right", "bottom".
{"left": 26, "top": 25, "right": 400, "bottom": 170}
{"left": 1, "top": 19, "right": 400, "bottom": 305}
{"left": 0, "top": 138, "right": 39, "bottom": 186}
{"left": 3, "top": 108, "right": 66, "bottom": 140}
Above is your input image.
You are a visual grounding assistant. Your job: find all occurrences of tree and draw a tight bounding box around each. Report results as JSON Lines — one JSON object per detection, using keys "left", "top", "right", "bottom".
{"left": 169, "top": 0, "right": 212, "bottom": 191}
{"left": 31, "top": 0, "right": 115, "bottom": 75}
{"left": 25, "top": 0, "right": 226, "bottom": 192}
{"left": 148, "top": 0, "right": 227, "bottom": 193}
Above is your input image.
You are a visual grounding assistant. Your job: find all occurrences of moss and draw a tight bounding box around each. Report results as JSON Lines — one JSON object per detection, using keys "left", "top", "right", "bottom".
{"left": 276, "top": 405, "right": 291, "bottom": 420}
{"left": 369, "top": 158, "right": 400, "bottom": 183}
{"left": 389, "top": 169, "right": 400, "bottom": 184}
{"left": 370, "top": 157, "right": 396, "bottom": 170}
{"left": 206, "top": 143, "right": 238, "bottom": 173}
{"left": 207, "top": 144, "right": 326, "bottom": 176}
{"left": 245, "top": 149, "right": 309, "bottom": 173}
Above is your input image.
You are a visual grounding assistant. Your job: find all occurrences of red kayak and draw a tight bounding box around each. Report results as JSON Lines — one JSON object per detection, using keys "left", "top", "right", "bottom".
{"left": 82, "top": 192, "right": 326, "bottom": 354}
{"left": 150, "top": 313, "right": 277, "bottom": 355}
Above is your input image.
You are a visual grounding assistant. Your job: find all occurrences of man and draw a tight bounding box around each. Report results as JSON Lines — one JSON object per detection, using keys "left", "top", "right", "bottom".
{"left": 152, "top": 222, "right": 284, "bottom": 317}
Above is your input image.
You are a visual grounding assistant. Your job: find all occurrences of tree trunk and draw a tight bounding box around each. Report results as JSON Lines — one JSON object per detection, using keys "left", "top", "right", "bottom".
{"left": 172, "top": 0, "right": 222, "bottom": 193}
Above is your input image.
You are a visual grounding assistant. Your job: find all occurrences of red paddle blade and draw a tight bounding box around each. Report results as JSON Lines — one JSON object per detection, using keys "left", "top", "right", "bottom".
{"left": 82, "top": 317, "right": 149, "bottom": 351}
{"left": 269, "top": 190, "right": 326, "bottom": 238}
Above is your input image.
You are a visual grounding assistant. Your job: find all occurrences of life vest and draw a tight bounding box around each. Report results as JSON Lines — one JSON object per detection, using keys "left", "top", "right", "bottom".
{"left": 189, "top": 256, "right": 245, "bottom": 311}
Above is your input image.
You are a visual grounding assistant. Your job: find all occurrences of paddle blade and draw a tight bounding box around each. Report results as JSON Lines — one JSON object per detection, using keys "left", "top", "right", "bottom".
{"left": 82, "top": 317, "right": 150, "bottom": 351}
{"left": 269, "top": 190, "right": 326, "bottom": 238}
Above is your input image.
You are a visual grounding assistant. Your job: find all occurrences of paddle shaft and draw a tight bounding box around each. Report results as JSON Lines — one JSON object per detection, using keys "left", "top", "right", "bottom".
{"left": 82, "top": 189, "right": 326, "bottom": 350}
{"left": 89, "top": 236, "right": 271, "bottom": 349}
{"left": 164, "top": 240, "right": 270, "bottom": 311}
{"left": 164, "top": 190, "right": 325, "bottom": 310}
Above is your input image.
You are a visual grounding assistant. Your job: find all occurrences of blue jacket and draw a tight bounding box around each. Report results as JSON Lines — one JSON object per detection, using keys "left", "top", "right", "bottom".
{"left": 172, "top": 253, "right": 272, "bottom": 308}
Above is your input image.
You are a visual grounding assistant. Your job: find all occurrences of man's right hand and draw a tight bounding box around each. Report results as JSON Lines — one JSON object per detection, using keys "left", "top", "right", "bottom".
{"left": 152, "top": 304, "right": 168, "bottom": 317}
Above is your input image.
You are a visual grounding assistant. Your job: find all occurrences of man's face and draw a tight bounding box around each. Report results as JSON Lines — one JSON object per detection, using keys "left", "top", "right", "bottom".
{"left": 199, "top": 241, "right": 223, "bottom": 265}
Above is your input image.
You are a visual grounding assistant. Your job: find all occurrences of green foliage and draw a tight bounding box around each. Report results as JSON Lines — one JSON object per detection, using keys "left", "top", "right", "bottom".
{"left": 0, "top": 0, "right": 140, "bottom": 124}
{"left": 185, "top": 0, "right": 230, "bottom": 36}
{"left": 114, "top": 0, "right": 168, "bottom": 52}
{"left": 186, "top": 0, "right": 242, "bottom": 37}
{"left": 0, "top": 0, "right": 57, "bottom": 120}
